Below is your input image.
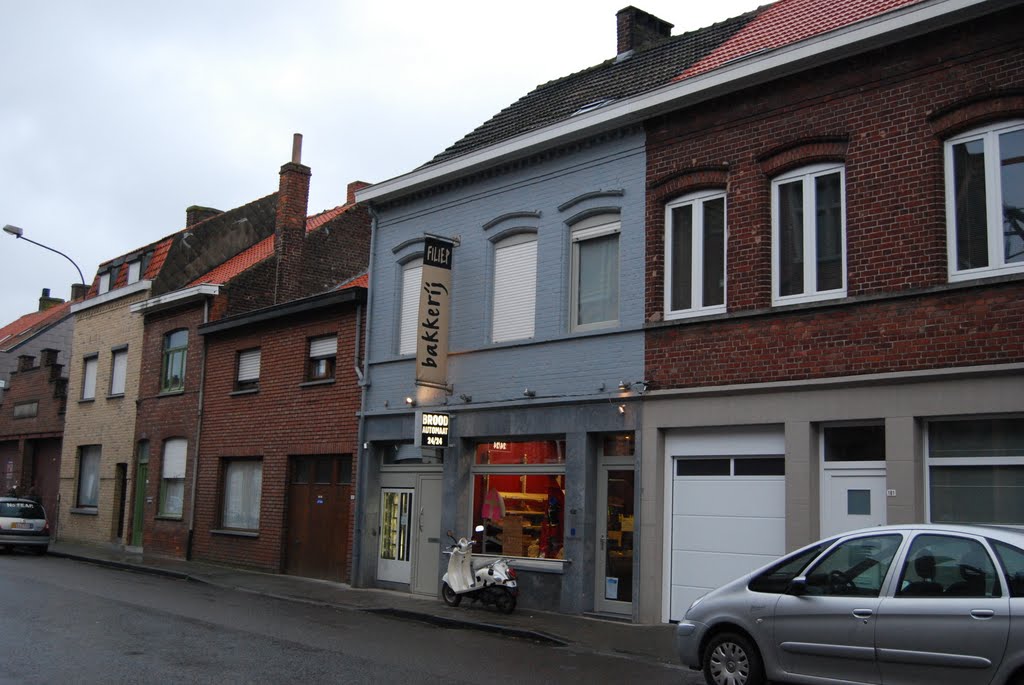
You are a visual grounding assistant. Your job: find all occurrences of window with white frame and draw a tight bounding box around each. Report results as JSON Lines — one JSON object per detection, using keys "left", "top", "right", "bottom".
{"left": 235, "top": 348, "right": 260, "bottom": 391}
{"left": 665, "top": 190, "right": 727, "bottom": 318}
{"left": 945, "top": 120, "right": 1024, "bottom": 280}
{"left": 928, "top": 417, "right": 1024, "bottom": 525}
{"left": 492, "top": 233, "right": 537, "bottom": 342}
{"left": 77, "top": 445, "right": 101, "bottom": 508}
{"left": 571, "top": 214, "right": 620, "bottom": 331}
{"left": 109, "top": 347, "right": 127, "bottom": 396}
{"left": 81, "top": 355, "right": 98, "bottom": 400}
{"left": 222, "top": 458, "right": 262, "bottom": 530}
{"left": 772, "top": 164, "right": 846, "bottom": 304}
{"left": 159, "top": 438, "right": 187, "bottom": 518}
{"left": 398, "top": 258, "right": 423, "bottom": 355}
{"left": 97, "top": 271, "right": 111, "bottom": 295}
{"left": 127, "top": 260, "right": 142, "bottom": 284}
{"left": 161, "top": 330, "right": 187, "bottom": 393}
{"left": 307, "top": 335, "right": 337, "bottom": 381}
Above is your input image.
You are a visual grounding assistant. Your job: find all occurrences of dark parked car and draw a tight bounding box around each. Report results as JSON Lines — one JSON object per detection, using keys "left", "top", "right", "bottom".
{"left": 676, "top": 524, "right": 1024, "bottom": 685}
{"left": 0, "top": 496, "right": 50, "bottom": 555}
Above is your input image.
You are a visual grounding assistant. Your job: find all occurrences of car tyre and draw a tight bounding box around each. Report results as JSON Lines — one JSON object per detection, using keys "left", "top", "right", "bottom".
{"left": 703, "top": 631, "right": 764, "bottom": 685}
{"left": 441, "top": 582, "right": 462, "bottom": 607}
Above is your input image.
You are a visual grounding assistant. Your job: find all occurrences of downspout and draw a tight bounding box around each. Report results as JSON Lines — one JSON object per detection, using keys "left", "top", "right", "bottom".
{"left": 351, "top": 203, "right": 378, "bottom": 587}
{"left": 185, "top": 295, "right": 211, "bottom": 560}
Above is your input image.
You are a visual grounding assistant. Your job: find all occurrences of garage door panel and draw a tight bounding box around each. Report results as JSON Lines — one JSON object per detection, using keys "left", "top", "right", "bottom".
{"left": 672, "top": 514, "right": 785, "bottom": 555}
{"left": 673, "top": 549, "right": 781, "bottom": 589}
{"left": 674, "top": 479, "right": 785, "bottom": 518}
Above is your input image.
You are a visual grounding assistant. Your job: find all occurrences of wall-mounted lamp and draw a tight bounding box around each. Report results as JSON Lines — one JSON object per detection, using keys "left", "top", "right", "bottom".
{"left": 459, "top": 394, "right": 472, "bottom": 403}
{"left": 618, "top": 380, "right": 630, "bottom": 392}
{"left": 617, "top": 404, "right": 626, "bottom": 415}
{"left": 523, "top": 388, "right": 535, "bottom": 398}
{"left": 405, "top": 396, "right": 416, "bottom": 407}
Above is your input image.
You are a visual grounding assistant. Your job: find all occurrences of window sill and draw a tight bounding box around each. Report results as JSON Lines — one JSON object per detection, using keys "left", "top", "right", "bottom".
{"left": 78, "top": 398, "right": 96, "bottom": 404}
{"left": 70, "top": 507, "right": 98, "bottom": 516}
{"left": 106, "top": 393, "right": 125, "bottom": 400}
{"left": 158, "top": 389, "right": 185, "bottom": 397}
{"left": 299, "top": 378, "right": 335, "bottom": 388}
{"left": 211, "top": 528, "right": 259, "bottom": 538}
{"left": 155, "top": 515, "right": 184, "bottom": 522}
{"left": 229, "top": 388, "right": 259, "bottom": 397}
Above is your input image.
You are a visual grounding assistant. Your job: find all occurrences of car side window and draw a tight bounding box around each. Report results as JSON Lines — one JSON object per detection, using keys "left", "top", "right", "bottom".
{"left": 896, "top": 534, "right": 1001, "bottom": 598}
{"left": 803, "top": 534, "right": 902, "bottom": 597}
{"left": 749, "top": 539, "right": 836, "bottom": 594}
{"left": 989, "top": 540, "right": 1024, "bottom": 598}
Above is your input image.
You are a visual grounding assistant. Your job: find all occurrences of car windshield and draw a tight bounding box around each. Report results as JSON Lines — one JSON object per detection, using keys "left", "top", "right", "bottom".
{"left": 0, "top": 501, "right": 45, "bottom": 519}
{"left": 749, "top": 539, "right": 837, "bottom": 594}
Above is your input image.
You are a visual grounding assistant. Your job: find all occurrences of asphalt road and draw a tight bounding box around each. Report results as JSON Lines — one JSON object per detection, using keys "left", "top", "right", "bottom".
{"left": 0, "top": 552, "right": 701, "bottom": 684}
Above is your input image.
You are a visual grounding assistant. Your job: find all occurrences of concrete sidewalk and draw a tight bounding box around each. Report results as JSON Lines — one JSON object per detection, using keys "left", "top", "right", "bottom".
{"left": 46, "top": 541, "right": 681, "bottom": 669}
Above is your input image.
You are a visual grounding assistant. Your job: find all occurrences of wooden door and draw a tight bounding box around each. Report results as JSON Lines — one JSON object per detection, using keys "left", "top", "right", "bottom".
{"left": 286, "top": 455, "right": 353, "bottom": 582}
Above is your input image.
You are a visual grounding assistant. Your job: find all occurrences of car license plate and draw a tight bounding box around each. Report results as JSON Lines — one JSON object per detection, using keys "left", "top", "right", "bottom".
{"left": 11, "top": 522, "right": 32, "bottom": 529}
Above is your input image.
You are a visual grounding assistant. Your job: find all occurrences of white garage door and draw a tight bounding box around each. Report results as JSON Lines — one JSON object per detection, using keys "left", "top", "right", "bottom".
{"left": 667, "top": 427, "right": 786, "bottom": 622}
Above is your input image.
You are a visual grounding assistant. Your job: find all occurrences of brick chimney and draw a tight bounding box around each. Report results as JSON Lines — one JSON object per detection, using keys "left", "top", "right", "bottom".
{"left": 70, "top": 283, "right": 90, "bottom": 301}
{"left": 38, "top": 288, "right": 64, "bottom": 311}
{"left": 274, "top": 133, "right": 312, "bottom": 304}
{"left": 347, "top": 181, "right": 371, "bottom": 205}
{"left": 17, "top": 355, "right": 35, "bottom": 372}
{"left": 40, "top": 348, "right": 59, "bottom": 367}
{"left": 616, "top": 6, "right": 673, "bottom": 56}
{"left": 186, "top": 205, "right": 222, "bottom": 228}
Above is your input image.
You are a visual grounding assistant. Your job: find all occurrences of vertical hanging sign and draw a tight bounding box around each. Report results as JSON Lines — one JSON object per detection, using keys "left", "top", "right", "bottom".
{"left": 416, "top": 235, "right": 454, "bottom": 388}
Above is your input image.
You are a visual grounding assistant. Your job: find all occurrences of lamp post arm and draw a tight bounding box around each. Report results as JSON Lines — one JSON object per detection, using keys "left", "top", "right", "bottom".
{"left": 18, "top": 235, "right": 86, "bottom": 285}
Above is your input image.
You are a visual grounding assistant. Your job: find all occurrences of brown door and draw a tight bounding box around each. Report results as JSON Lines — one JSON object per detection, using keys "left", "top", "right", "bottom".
{"left": 286, "top": 455, "right": 353, "bottom": 582}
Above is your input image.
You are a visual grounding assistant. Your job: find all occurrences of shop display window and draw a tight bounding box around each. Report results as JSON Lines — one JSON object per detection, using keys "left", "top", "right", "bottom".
{"left": 473, "top": 439, "right": 566, "bottom": 560}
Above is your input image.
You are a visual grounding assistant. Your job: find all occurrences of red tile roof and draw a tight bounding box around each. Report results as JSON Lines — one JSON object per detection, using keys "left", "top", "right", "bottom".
{"left": 189, "top": 203, "right": 355, "bottom": 287}
{"left": 676, "top": 0, "right": 925, "bottom": 82}
{"left": 336, "top": 273, "right": 368, "bottom": 291}
{"left": 0, "top": 301, "right": 72, "bottom": 352}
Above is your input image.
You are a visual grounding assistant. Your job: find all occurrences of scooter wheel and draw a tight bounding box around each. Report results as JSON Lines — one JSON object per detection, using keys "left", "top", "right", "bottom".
{"left": 441, "top": 582, "right": 462, "bottom": 607}
{"left": 495, "top": 588, "right": 516, "bottom": 614}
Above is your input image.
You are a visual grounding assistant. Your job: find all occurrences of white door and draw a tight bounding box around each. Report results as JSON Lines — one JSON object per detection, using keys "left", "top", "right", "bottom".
{"left": 377, "top": 487, "right": 414, "bottom": 584}
{"left": 596, "top": 463, "right": 635, "bottom": 614}
{"left": 821, "top": 468, "right": 886, "bottom": 538}
{"left": 412, "top": 475, "right": 443, "bottom": 596}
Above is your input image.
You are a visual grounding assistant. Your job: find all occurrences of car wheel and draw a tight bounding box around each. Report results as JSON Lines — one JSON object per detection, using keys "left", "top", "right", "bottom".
{"left": 441, "top": 582, "right": 462, "bottom": 607}
{"left": 494, "top": 588, "right": 516, "bottom": 614}
{"left": 703, "top": 631, "right": 764, "bottom": 685}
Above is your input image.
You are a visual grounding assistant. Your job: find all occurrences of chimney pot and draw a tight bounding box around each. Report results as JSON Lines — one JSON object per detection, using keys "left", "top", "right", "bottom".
{"left": 616, "top": 6, "right": 673, "bottom": 56}
{"left": 292, "top": 133, "right": 303, "bottom": 164}
{"left": 38, "top": 288, "right": 65, "bottom": 311}
{"left": 71, "top": 283, "right": 90, "bottom": 301}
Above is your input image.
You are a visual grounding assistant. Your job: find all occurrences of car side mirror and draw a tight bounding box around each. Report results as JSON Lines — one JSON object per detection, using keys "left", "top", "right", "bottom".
{"left": 787, "top": 576, "right": 809, "bottom": 596}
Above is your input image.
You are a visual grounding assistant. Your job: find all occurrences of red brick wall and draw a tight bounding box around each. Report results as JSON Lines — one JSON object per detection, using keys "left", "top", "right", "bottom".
{"left": 644, "top": 8, "right": 1024, "bottom": 389}
{"left": 133, "top": 304, "right": 206, "bottom": 557}
{"left": 191, "top": 304, "right": 364, "bottom": 575}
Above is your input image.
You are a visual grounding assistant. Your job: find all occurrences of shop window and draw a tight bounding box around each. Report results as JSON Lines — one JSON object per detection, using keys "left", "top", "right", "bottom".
{"left": 928, "top": 417, "right": 1024, "bottom": 525}
{"left": 473, "top": 439, "right": 566, "bottom": 560}
{"left": 824, "top": 424, "right": 886, "bottom": 461}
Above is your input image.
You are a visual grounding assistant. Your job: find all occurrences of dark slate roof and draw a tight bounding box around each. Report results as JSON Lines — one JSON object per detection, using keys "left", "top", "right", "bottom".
{"left": 424, "top": 8, "right": 763, "bottom": 167}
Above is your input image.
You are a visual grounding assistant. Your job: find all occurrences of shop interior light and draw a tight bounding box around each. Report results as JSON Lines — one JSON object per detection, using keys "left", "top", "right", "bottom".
{"left": 405, "top": 396, "right": 416, "bottom": 407}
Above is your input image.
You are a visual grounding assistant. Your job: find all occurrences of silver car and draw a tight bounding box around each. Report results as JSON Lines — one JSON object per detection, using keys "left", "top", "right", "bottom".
{"left": 0, "top": 497, "right": 50, "bottom": 554}
{"left": 676, "top": 524, "right": 1024, "bottom": 685}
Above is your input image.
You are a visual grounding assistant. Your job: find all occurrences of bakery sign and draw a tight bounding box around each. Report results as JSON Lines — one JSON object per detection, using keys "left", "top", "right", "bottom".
{"left": 417, "top": 411, "right": 451, "bottom": 448}
{"left": 416, "top": 235, "right": 455, "bottom": 389}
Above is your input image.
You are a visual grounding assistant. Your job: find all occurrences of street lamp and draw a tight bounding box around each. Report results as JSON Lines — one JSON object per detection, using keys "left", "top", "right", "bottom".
{"left": 3, "top": 224, "right": 86, "bottom": 286}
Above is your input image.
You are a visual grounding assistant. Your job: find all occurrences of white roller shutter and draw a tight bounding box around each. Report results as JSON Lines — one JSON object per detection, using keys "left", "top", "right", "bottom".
{"left": 237, "top": 349, "right": 261, "bottom": 382}
{"left": 399, "top": 262, "right": 422, "bottom": 355}
{"left": 162, "top": 438, "right": 187, "bottom": 479}
{"left": 309, "top": 335, "right": 337, "bottom": 358}
{"left": 492, "top": 236, "right": 537, "bottom": 342}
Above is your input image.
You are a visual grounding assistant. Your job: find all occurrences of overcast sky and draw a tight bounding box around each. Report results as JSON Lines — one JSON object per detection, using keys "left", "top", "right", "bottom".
{"left": 1, "top": 0, "right": 767, "bottom": 326}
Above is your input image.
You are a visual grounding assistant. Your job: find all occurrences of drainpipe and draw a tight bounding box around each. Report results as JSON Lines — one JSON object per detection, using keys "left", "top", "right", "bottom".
{"left": 185, "top": 296, "right": 211, "bottom": 560}
{"left": 351, "top": 202, "right": 378, "bottom": 587}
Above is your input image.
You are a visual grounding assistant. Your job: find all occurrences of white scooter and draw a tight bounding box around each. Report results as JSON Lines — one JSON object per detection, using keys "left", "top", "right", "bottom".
{"left": 441, "top": 524, "right": 518, "bottom": 614}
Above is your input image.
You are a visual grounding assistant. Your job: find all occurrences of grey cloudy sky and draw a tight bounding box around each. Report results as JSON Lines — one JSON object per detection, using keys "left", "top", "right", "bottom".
{"left": 1, "top": 0, "right": 765, "bottom": 326}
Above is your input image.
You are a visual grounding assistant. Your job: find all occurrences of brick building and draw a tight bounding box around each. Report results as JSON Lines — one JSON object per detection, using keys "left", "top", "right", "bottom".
{"left": 0, "top": 288, "right": 75, "bottom": 401}
{"left": 0, "top": 348, "right": 68, "bottom": 528}
{"left": 633, "top": 0, "right": 1024, "bottom": 623}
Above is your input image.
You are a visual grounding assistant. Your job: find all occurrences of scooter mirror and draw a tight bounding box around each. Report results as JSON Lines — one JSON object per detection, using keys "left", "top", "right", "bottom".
{"left": 474, "top": 524, "right": 485, "bottom": 533}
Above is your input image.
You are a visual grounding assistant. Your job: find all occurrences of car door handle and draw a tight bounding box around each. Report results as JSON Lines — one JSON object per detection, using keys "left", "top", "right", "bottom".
{"left": 852, "top": 609, "right": 874, "bottom": 618}
{"left": 970, "top": 609, "right": 995, "bottom": 619}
